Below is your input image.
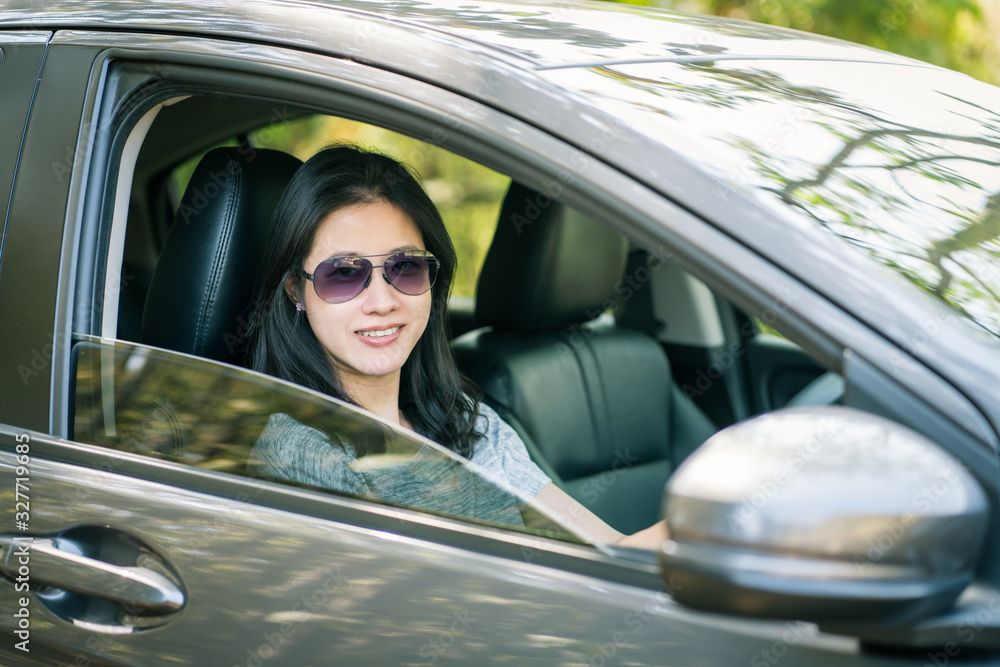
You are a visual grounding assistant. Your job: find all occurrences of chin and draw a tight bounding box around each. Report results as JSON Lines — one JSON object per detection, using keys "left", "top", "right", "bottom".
{"left": 355, "top": 355, "right": 409, "bottom": 378}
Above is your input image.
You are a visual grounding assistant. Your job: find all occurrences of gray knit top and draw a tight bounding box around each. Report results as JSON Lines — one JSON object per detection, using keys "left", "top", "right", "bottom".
{"left": 248, "top": 402, "right": 550, "bottom": 527}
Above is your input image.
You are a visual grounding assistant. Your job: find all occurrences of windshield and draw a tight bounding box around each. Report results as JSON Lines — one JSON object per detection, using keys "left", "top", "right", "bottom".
{"left": 544, "top": 58, "right": 1000, "bottom": 337}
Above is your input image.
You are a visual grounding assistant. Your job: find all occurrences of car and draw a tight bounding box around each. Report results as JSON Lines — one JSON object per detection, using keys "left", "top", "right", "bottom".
{"left": 1, "top": 0, "right": 999, "bottom": 664}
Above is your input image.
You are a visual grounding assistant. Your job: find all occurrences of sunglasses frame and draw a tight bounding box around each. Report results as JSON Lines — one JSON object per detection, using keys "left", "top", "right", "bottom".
{"left": 299, "top": 250, "right": 439, "bottom": 304}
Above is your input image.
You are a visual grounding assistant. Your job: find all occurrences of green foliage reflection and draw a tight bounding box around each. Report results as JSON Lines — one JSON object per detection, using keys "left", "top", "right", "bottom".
{"left": 71, "top": 340, "right": 576, "bottom": 542}
{"left": 604, "top": 0, "right": 1000, "bottom": 84}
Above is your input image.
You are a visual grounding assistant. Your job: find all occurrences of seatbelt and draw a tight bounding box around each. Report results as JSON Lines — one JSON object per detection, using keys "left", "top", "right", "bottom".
{"left": 617, "top": 248, "right": 665, "bottom": 337}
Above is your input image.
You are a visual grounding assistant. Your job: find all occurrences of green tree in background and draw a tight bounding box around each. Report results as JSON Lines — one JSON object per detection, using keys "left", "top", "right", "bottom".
{"left": 602, "top": 0, "right": 1000, "bottom": 83}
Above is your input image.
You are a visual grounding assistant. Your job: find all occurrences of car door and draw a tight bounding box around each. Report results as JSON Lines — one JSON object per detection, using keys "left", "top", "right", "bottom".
{"left": 4, "top": 336, "right": 667, "bottom": 666}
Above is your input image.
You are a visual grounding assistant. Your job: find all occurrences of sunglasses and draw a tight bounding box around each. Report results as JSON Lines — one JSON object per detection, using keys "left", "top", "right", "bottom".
{"left": 300, "top": 250, "right": 439, "bottom": 304}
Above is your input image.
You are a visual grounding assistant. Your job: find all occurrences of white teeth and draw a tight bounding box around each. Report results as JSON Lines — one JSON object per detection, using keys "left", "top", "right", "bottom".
{"left": 358, "top": 326, "right": 400, "bottom": 338}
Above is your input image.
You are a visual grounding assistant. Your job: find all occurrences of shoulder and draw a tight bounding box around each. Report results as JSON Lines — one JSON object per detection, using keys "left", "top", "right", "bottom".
{"left": 471, "top": 400, "right": 518, "bottom": 457}
{"left": 469, "top": 400, "right": 550, "bottom": 499}
{"left": 473, "top": 399, "right": 502, "bottom": 433}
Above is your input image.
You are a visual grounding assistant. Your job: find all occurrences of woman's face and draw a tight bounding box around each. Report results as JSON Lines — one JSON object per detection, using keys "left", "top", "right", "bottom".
{"left": 294, "top": 200, "right": 433, "bottom": 388}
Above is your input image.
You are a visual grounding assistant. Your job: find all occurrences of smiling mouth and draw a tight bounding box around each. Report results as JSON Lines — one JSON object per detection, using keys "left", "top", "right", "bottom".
{"left": 357, "top": 326, "right": 401, "bottom": 338}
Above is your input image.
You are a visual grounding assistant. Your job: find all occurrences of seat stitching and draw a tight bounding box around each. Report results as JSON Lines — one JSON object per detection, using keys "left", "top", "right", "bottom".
{"left": 194, "top": 160, "right": 242, "bottom": 354}
{"left": 556, "top": 329, "right": 606, "bottom": 471}
{"left": 583, "top": 331, "right": 617, "bottom": 458}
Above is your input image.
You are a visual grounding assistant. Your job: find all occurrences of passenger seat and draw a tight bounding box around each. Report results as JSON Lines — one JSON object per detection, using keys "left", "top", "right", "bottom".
{"left": 452, "top": 183, "right": 716, "bottom": 534}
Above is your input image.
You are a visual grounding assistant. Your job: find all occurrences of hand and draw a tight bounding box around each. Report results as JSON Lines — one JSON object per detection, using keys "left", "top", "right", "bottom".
{"left": 617, "top": 519, "right": 669, "bottom": 550}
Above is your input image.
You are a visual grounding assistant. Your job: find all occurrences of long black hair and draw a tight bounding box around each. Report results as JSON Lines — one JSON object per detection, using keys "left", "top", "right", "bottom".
{"left": 249, "top": 144, "right": 482, "bottom": 456}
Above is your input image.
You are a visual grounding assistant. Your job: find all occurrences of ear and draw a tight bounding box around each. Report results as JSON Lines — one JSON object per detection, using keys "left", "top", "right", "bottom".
{"left": 284, "top": 272, "right": 302, "bottom": 306}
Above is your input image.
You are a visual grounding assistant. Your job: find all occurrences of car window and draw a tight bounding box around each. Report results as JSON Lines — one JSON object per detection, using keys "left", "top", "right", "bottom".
{"left": 69, "top": 336, "right": 579, "bottom": 543}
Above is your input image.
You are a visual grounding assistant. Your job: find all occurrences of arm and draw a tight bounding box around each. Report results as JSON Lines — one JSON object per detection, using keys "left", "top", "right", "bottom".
{"left": 532, "top": 483, "right": 669, "bottom": 550}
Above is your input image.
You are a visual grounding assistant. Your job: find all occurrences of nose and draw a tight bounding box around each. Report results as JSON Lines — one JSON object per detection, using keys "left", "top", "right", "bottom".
{"left": 358, "top": 267, "right": 401, "bottom": 314}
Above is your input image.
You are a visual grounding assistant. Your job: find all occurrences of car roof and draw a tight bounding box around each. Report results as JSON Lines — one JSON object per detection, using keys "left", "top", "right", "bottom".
{"left": 1, "top": 0, "right": 926, "bottom": 71}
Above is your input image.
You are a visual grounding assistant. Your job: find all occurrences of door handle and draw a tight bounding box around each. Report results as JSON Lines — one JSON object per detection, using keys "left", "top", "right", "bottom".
{"left": 0, "top": 535, "right": 184, "bottom": 615}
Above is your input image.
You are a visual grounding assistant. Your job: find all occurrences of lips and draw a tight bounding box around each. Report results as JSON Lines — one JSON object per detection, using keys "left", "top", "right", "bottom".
{"left": 357, "top": 326, "right": 401, "bottom": 338}
{"left": 354, "top": 324, "right": 404, "bottom": 347}
{"left": 354, "top": 326, "right": 399, "bottom": 338}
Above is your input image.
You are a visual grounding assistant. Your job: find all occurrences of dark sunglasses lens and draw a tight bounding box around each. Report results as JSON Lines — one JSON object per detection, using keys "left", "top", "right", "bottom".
{"left": 314, "top": 257, "right": 372, "bottom": 303}
{"left": 384, "top": 254, "right": 437, "bottom": 295}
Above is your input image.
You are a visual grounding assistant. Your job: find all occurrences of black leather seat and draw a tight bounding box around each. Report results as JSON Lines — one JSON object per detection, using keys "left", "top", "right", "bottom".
{"left": 141, "top": 146, "right": 302, "bottom": 365}
{"left": 453, "top": 183, "right": 716, "bottom": 534}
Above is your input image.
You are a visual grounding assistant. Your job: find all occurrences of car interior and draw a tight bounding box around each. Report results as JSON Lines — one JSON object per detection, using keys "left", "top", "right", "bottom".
{"left": 78, "top": 92, "right": 835, "bottom": 537}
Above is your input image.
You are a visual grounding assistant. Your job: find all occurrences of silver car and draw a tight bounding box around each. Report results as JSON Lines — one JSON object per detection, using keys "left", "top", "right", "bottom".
{"left": 1, "top": 0, "right": 998, "bottom": 665}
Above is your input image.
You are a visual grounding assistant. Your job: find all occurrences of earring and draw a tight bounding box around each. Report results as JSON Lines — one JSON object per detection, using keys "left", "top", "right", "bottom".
{"left": 295, "top": 303, "right": 305, "bottom": 312}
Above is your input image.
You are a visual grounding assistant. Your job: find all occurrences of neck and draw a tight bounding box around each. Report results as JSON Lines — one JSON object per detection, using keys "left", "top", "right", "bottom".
{"left": 340, "top": 370, "right": 405, "bottom": 428}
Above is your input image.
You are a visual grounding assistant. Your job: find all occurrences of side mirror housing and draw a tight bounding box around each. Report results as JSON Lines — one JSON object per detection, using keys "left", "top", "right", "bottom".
{"left": 661, "top": 407, "right": 989, "bottom": 627}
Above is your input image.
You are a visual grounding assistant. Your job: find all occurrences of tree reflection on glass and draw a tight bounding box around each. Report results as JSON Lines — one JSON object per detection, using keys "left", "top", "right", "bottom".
{"left": 750, "top": 85, "right": 1000, "bottom": 335}
{"left": 575, "top": 59, "right": 1000, "bottom": 336}
{"left": 70, "top": 339, "right": 576, "bottom": 542}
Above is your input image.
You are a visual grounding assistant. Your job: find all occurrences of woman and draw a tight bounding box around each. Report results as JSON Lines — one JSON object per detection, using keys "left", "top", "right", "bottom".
{"left": 248, "top": 144, "right": 665, "bottom": 548}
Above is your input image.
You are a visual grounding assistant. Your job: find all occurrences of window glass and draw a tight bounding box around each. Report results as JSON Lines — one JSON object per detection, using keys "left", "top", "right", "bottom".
{"left": 70, "top": 337, "right": 579, "bottom": 543}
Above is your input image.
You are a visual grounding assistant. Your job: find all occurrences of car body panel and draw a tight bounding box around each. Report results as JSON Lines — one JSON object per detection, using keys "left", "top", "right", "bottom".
{"left": 0, "top": 33, "right": 49, "bottom": 259}
{"left": 0, "top": 40, "right": 99, "bottom": 432}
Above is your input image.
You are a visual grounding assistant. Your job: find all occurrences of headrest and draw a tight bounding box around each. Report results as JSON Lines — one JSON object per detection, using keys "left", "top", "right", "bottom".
{"left": 476, "top": 182, "right": 628, "bottom": 332}
{"left": 141, "top": 146, "right": 302, "bottom": 364}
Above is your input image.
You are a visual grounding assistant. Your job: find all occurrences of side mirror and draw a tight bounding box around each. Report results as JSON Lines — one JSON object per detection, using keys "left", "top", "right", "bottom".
{"left": 661, "top": 406, "right": 989, "bottom": 628}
